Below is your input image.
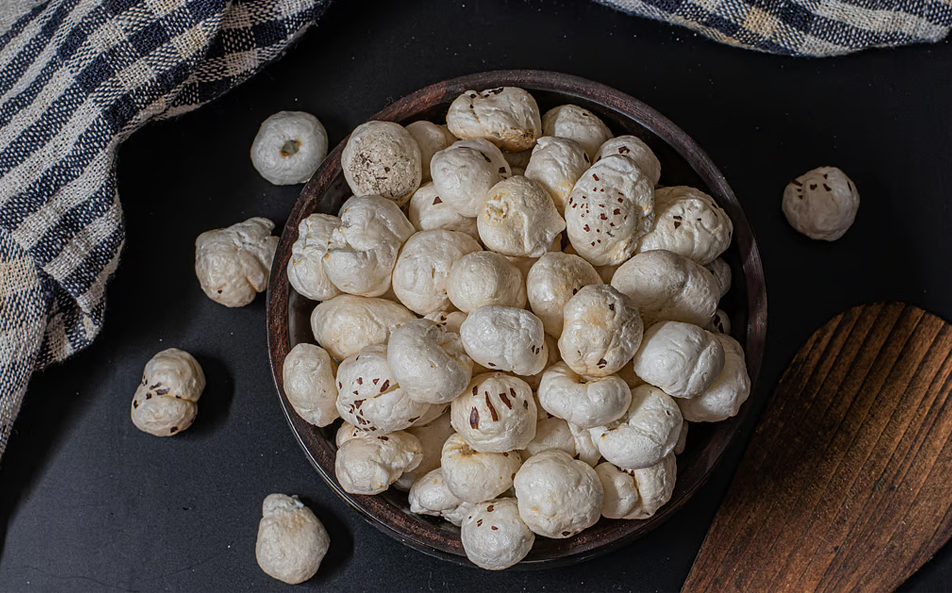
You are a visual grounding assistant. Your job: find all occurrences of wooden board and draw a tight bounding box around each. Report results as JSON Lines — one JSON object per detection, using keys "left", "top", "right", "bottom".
{"left": 682, "top": 302, "right": 952, "bottom": 593}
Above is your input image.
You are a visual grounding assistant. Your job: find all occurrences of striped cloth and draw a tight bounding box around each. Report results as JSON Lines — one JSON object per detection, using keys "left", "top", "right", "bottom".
{"left": 597, "top": 0, "right": 952, "bottom": 56}
{"left": 0, "top": 0, "right": 326, "bottom": 460}
{"left": 0, "top": 0, "right": 948, "bottom": 463}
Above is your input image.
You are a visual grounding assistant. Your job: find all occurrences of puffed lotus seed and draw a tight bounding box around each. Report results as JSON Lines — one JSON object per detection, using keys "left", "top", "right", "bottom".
{"left": 450, "top": 372, "right": 537, "bottom": 453}
{"left": 637, "top": 186, "right": 733, "bottom": 265}
{"left": 255, "top": 494, "right": 330, "bottom": 584}
{"left": 513, "top": 449, "right": 603, "bottom": 538}
{"left": 287, "top": 213, "right": 341, "bottom": 302}
{"left": 131, "top": 348, "right": 204, "bottom": 437}
{"left": 323, "top": 195, "right": 416, "bottom": 297}
{"left": 541, "top": 104, "right": 613, "bottom": 160}
{"left": 477, "top": 176, "right": 566, "bottom": 258}
{"left": 195, "top": 217, "right": 278, "bottom": 308}
{"left": 441, "top": 433, "right": 522, "bottom": 504}
{"left": 565, "top": 155, "right": 655, "bottom": 266}
{"left": 447, "top": 251, "right": 526, "bottom": 312}
{"left": 431, "top": 138, "right": 511, "bottom": 217}
{"left": 525, "top": 136, "right": 590, "bottom": 214}
{"left": 251, "top": 111, "right": 328, "bottom": 185}
{"left": 282, "top": 343, "right": 339, "bottom": 427}
{"left": 447, "top": 87, "right": 542, "bottom": 152}
{"left": 558, "top": 284, "right": 644, "bottom": 377}
{"left": 594, "top": 135, "right": 661, "bottom": 187}
{"left": 460, "top": 498, "right": 535, "bottom": 571}
{"left": 341, "top": 121, "right": 422, "bottom": 206}
{"left": 334, "top": 430, "right": 423, "bottom": 495}
{"left": 782, "top": 166, "right": 859, "bottom": 241}
{"left": 407, "top": 182, "right": 480, "bottom": 241}
{"left": 310, "top": 294, "right": 414, "bottom": 361}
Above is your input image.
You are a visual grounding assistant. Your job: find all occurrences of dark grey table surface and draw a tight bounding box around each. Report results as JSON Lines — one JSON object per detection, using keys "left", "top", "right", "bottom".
{"left": 2, "top": 0, "right": 951, "bottom": 591}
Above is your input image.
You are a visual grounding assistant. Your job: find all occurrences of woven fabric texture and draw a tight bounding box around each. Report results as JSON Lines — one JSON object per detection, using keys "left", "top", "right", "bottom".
{"left": 0, "top": 0, "right": 326, "bottom": 459}
{"left": 596, "top": 0, "right": 951, "bottom": 56}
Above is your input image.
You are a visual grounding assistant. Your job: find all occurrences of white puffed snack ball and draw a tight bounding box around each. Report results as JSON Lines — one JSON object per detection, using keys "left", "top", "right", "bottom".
{"left": 541, "top": 104, "right": 613, "bottom": 160}
{"left": 704, "top": 257, "right": 732, "bottom": 299}
{"left": 424, "top": 310, "right": 468, "bottom": 334}
{"left": 405, "top": 120, "right": 456, "bottom": 182}
{"left": 595, "top": 452, "right": 676, "bottom": 520}
{"left": 447, "top": 251, "right": 526, "bottom": 312}
{"left": 590, "top": 384, "right": 682, "bottom": 470}
{"left": 408, "top": 182, "right": 480, "bottom": 241}
{"left": 395, "top": 412, "right": 455, "bottom": 490}
{"left": 632, "top": 321, "right": 725, "bottom": 398}
{"left": 558, "top": 284, "right": 643, "bottom": 377}
{"left": 594, "top": 135, "right": 661, "bottom": 187}
{"left": 611, "top": 249, "right": 719, "bottom": 327}
{"left": 526, "top": 252, "right": 602, "bottom": 338}
{"left": 677, "top": 333, "right": 750, "bottom": 423}
{"left": 478, "top": 176, "right": 566, "bottom": 258}
{"left": 524, "top": 416, "right": 577, "bottom": 459}
{"left": 524, "top": 136, "right": 591, "bottom": 214}
{"left": 282, "top": 343, "right": 339, "bottom": 427}
{"left": 513, "top": 449, "right": 603, "bottom": 538}
{"left": 538, "top": 362, "right": 631, "bottom": 429}
{"left": 310, "top": 294, "right": 414, "bottom": 361}
{"left": 255, "top": 494, "right": 330, "bottom": 584}
{"left": 431, "top": 138, "right": 511, "bottom": 217}
{"left": 447, "top": 87, "right": 542, "bottom": 152}
{"left": 565, "top": 155, "right": 655, "bottom": 266}
{"left": 637, "top": 186, "right": 733, "bottom": 265}
{"left": 131, "top": 348, "right": 204, "bottom": 437}
{"left": 250, "top": 111, "right": 328, "bottom": 185}
{"left": 451, "top": 372, "right": 537, "bottom": 453}
{"left": 195, "top": 217, "right": 278, "bottom": 308}
{"left": 341, "top": 120, "right": 422, "bottom": 206}
{"left": 461, "top": 498, "right": 535, "bottom": 570}
{"left": 409, "top": 468, "right": 464, "bottom": 517}
{"left": 334, "top": 430, "right": 423, "bottom": 495}
{"left": 323, "top": 195, "right": 416, "bottom": 297}
{"left": 336, "top": 344, "right": 434, "bottom": 433}
{"left": 391, "top": 229, "right": 482, "bottom": 315}
{"left": 441, "top": 433, "right": 522, "bottom": 503}
{"left": 460, "top": 306, "right": 548, "bottom": 376}
{"left": 782, "top": 166, "right": 859, "bottom": 241}
{"left": 287, "top": 214, "right": 342, "bottom": 302}
{"left": 388, "top": 319, "right": 473, "bottom": 405}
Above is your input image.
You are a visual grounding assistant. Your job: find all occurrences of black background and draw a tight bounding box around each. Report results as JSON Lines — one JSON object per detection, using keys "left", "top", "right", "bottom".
{"left": 2, "top": 0, "right": 952, "bottom": 591}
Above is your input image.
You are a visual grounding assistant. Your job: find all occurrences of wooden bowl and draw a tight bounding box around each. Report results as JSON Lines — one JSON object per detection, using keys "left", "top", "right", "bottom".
{"left": 266, "top": 70, "right": 767, "bottom": 568}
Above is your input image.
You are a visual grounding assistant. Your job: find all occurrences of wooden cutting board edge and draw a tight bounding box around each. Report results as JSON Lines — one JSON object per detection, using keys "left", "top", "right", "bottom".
{"left": 682, "top": 302, "right": 952, "bottom": 593}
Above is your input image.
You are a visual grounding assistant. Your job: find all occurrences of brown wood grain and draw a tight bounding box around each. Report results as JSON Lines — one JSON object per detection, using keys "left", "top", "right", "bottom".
{"left": 682, "top": 302, "right": 952, "bottom": 593}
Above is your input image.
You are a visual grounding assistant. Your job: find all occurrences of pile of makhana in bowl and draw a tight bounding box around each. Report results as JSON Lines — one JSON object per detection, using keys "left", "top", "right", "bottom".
{"left": 281, "top": 86, "right": 751, "bottom": 571}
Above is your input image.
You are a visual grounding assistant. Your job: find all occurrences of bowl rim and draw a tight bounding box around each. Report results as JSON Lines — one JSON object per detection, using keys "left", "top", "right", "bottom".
{"left": 266, "top": 68, "right": 768, "bottom": 568}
